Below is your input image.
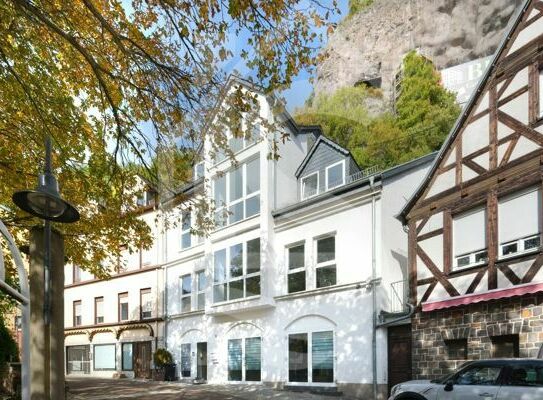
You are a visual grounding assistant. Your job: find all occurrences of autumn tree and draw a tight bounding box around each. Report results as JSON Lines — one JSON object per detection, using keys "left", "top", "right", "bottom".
{"left": 0, "top": 0, "right": 339, "bottom": 280}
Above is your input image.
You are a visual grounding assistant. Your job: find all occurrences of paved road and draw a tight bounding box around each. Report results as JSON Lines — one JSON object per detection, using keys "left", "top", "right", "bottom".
{"left": 66, "top": 377, "right": 353, "bottom": 400}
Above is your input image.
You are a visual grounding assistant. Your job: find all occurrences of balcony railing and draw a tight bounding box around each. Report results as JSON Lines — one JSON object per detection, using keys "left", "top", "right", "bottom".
{"left": 389, "top": 279, "right": 408, "bottom": 314}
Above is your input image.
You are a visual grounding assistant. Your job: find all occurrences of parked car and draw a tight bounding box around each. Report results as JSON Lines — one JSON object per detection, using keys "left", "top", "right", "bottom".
{"left": 389, "top": 359, "right": 543, "bottom": 400}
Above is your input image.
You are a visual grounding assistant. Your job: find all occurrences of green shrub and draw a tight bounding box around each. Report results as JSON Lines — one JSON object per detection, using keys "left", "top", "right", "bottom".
{"left": 349, "top": 0, "right": 374, "bottom": 17}
{"left": 153, "top": 348, "right": 173, "bottom": 367}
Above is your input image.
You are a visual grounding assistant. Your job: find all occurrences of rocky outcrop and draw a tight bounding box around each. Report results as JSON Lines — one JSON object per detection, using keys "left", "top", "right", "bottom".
{"left": 315, "top": 0, "right": 524, "bottom": 100}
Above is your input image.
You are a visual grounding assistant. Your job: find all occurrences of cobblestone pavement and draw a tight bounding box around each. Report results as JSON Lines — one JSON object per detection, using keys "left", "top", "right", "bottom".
{"left": 66, "top": 377, "right": 354, "bottom": 400}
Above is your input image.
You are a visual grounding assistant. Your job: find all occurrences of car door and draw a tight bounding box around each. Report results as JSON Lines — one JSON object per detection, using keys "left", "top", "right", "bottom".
{"left": 436, "top": 364, "right": 502, "bottom": 400}
{"left": 496, "top": 363, "right": 543, "bottom": 399}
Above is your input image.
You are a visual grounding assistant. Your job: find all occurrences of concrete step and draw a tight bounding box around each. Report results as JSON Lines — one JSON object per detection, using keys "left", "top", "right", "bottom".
{"left": 283, "top": 385, "right": 343, "bottom": 397}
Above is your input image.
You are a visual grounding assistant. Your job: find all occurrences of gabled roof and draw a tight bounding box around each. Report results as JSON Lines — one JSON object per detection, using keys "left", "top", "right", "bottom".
{"left": 295, "top": 135, "right": 357, "bottom": 178}
{"left": 397, "top": 0, "right": 531, "bottom": 224}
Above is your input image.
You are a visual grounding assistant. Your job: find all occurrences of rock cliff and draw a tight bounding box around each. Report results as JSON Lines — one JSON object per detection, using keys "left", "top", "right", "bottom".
{"left": 315, "top": 0, "right": 524, "bottom": 100}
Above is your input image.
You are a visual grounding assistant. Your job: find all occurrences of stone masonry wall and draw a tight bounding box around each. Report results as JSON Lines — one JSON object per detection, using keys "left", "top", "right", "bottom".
{"left": 412, "top": 293, "right": 543, "bottom": 380}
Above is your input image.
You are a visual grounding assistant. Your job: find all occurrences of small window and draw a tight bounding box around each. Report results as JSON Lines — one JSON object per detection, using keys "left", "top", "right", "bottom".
{"left": 445, "top": 339, "right": 467, "bottom": 360}
{"left": 73, "top": 300, "right": 82, "bottom": 327}
{"left": 453, "top": 207, "right": 487, "bottom": 269}
{"left": 193, "top": 162, "right": 205, "bottom": 180}
{"left": 181, "top": 211, "right": 192, "bottom": 250}
{"left": 196, "top": 271, "right": 206, "bottom": 311}
{"left": 118, "top": 293, "right": 129, "bottom": 322}
{"left": 326, "top": 161, "right": 345, "bottom": 190}
{"left": 287, "top": 244, "right": 306, "bottom": 293}
{"left": 140, "top": 288, "right": 152, "bottom": 319}
{"left": 181, "top": 275, "right": 192, "bottom": 313}
{"left": 491, "top": 335, "right": 519, "bottom": 358}
{"left": 94, "top": 297, "right": 104, "bottom": 324}
{"left": 301, "top": 172, "right": 319, "bottom": 200}
{"left": 316, "top": 236, "right": 336, "bottom": 288}
{"left": 73, "top": 266, "right": 82, "bottom": 283}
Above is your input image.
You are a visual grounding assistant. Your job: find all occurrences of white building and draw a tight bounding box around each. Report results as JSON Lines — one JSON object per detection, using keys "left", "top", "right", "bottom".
{"left": 63, "top": 76, "right": 433, "bottom": 398}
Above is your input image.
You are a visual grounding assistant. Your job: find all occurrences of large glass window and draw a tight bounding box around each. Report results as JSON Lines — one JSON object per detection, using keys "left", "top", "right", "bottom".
{"left": 288, "top": 331, "right": 334, "bottom": 384}
{"left": 213, "top": 238, "right": 261, "bottom": 303}
{"left": 118, "top": 293, "right": 128, "bottom": 321}
{"left": 301, "top": 172, "right": 318, "bottom": 200}
{"left": 73, "top": 300, "right": 82, "bottom": 327}
{"left": 453, "top": 207, "right": 487, "bottom": 268}
{"left": 122, "top": 343, "right": 133, "bottom": 371}
{"left": 93, "top": 344, "right": 116, "bottom": 371}
{"left": 326, "top": 161, "right": 345, "bottom": 190}
{"left": 94, "top": 297, "right": 104, "bottom": 324}
{"left": 228, "top": 339, "right": 243, "bottom": 381}
{"left": 288, "top": 244, "right": 306, "bottom": 293}
{"left": 498, "top": 188, "right": 541, "bottom": 258}
{"left": 213, "top": 157, "right": 260, "bottom": 228}
{"left": 140, "top": 288, "right": 152, "bottom": 319}
{"left": 196, "top": 271, "right": 206, "bottom": 311}
{"left": 316, "top": 236, "right": 336, "bottom": 288}
{"left": 228, "top": 337, "right": 261, "bottom": 382}
{"left": 66, "top": 345, "right": 90, "bottom": 375}
{"left": 181, "top": 343, "right": 191, "bottom": 378}
{"left": 181, "top": 274, "right": 192, "bottom": 313}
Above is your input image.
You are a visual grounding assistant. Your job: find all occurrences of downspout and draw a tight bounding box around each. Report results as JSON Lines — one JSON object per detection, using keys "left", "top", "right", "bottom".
{"left": 369, "top": 176, "right": 378, "bottom": 400}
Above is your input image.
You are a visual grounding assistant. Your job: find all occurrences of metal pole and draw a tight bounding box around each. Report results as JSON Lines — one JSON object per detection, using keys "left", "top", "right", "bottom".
{"left": 44, "top": 220, "right": 51, "bottom": 326}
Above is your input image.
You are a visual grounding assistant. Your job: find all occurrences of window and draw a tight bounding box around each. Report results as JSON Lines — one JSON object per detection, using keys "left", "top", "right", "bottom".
{"left": 499, "top": 188, "right": 541, "bottom": 258}
{"left": 136, "top": 189, "right": 155, "bottom": 208}
{"left": 73, "top": 265, "right": 81, "bottom": 283}
{"left": 453, "top": 207, "right": 487, "bottom": 269}
{"left": 228, "top": 337, "right": 261, "bottom": 382}
{"left": 181, "top": 274, "right": 192, "bottom": 313}
{"left": 505, "top": 364, "right": 543, "bottom": 387}
{"left": 118, "top": 293, "right": 129, "bottom": 322}
{"left": 539, "top": 69, "right": 543, "bottom": 118}
{"left": 445, "top": 339, "right": 467, "bottom": 360}
{"left": 122, "top": 343, "right": 133, "bottom": 371}
{"left": 301, "top": 172, "right": 318, "bottom": 200}
{"left": 325, "top": 161, "right": 345, "bottom": 191}
{"left": 181, "top": 343, "right": 191, "bottom": 377}
{"left": 213, "top": 157, "right": 260, "bottom": 228}
{"left": 288, "top": 331, "right": 334, "bottom": 383}
{"left": 287, "top": 244, "right": 306, "bottom": 293}
{"left": 193, "top": 162, "right": 205, "bottom": 180}
{"left": 196, "top": 271, "right": 206, "bottom": 311}
{"left": 73, "top": 300, "right": 82, "bottom": 327}
{"left": 491, "top": 335, "right": 519, "bottom": 358}
{"left": 213, "top": 238, "right": 261, "bottom": 303}
{"left": 94, "top": 297, "right": 104, "bottom": 324}
{"left": 66, "top": 345, "right": 90, "bottom": 375}
{"left": 316, "top": 236, "right": 336, "bottom": 288}
{"left": 140, "top": 288, "right": 152, "bottom": 319}
{"left": 181, "top": 211, "right": 192, "bottom": 250}
{"left": 455, "top": 365, "right": 502, "bottom": 386}
{"left": 93, "top": 344, "right": 116, "bottom": 371}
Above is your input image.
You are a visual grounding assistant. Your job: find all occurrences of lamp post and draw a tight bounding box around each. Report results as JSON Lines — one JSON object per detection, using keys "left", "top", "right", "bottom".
{"left": 13, "top": 136, "right": 80, "bottom": 400}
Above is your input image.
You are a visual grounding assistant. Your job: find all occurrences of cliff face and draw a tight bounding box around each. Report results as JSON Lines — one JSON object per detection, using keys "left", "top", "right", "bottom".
{"left": 315, "top": 0, "right": 524, "bottom": 99}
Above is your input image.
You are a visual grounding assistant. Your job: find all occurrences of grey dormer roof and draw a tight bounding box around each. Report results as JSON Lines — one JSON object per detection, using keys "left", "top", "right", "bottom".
{"left": 295, "top": 135, "right": 356, "bottom": 178}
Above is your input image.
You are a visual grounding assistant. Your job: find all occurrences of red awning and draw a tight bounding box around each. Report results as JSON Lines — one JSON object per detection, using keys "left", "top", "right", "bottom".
{"left": 421, "top": 282, "right": 543, "bottom": 312}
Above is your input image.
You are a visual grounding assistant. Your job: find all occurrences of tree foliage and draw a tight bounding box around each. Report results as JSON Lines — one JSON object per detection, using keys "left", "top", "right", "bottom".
{"left": 0, "top": 316, "right": 18, "bottom": 366}
{"left": 0, "top": 0, "right": 338, "bottom": 280}
{"left": 348, "top": 0, "right": 374, "bottom": 17}
{"left": 295, "top": 51, "right": 461, "bottom": 169}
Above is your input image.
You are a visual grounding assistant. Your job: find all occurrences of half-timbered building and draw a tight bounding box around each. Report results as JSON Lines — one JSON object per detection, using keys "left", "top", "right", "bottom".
{"left": 399, "top": 0, "right": 543, "bottom": 380}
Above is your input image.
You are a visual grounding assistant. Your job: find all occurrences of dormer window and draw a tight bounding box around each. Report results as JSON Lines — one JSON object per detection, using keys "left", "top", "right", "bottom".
{"left": 193, "top": 162, "right": 204, "bottom": 180}
{"left": 325, "top": 161, "right": 345, "bottom": 191}
{"left": 301, "top": 172, "right": 319, "bottom": 200}
{"left": 136, "top": 189, "right": 155, "bottom": 208}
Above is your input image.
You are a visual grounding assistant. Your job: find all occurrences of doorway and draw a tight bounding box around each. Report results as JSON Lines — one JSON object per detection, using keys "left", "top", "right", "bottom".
{"left": 387, "top": 324, "right": 412, "bottom": 395}
{"left": 196, "top": 342, "right": 207, "bottom": 381}
{"left": 133, "top": 341, "right": 152, "bottom": 379}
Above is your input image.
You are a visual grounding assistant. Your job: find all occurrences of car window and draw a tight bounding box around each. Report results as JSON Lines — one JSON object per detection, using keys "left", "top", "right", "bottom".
{"left": 505, "top": 365, "right": 543, "bottom": 387}
{"left": 455, "top": 366, "right": 502, "bottom": 386}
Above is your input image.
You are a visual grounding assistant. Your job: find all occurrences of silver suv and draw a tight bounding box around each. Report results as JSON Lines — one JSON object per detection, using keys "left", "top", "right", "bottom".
{"left": 389, "top": 359, "right": 543, "bottom": 400}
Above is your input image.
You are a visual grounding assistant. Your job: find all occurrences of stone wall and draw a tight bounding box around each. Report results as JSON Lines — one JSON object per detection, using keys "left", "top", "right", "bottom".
{"left": 412, "top": 293, "right": 543, "bottom": 380}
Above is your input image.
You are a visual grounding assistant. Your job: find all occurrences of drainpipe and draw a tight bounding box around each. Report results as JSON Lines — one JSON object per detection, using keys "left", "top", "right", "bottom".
{"left": 369, "top": 176, "right": 378, "bottom": 400}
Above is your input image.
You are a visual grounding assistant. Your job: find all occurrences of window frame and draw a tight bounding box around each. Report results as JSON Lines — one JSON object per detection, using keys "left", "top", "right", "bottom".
{"left": 287, "top": 329, "right": 335, "bottom": 385}
{"left": 73, "top": 265, "right": 81, "bottom": 283}
{"left": 73, "top": 300, "right": 82, "bottom": 327}
{"left": 94, "top": 297, "right": 104, "bottom": 325}
{"left": 118, "top": 292, "right": 129, "bottom": 322}
{"left": 196, "top": 270, "right": 206, "bottom": 311}
{"left": 227, "top": 336, "right": 262, "bottom": 382}
{"left": 325, "top": 160, "right": 345, "bottom": 191}
{"left": 315, "top": 235, "right": 337, "bottom": 289}
{"left": 213, "top": 238, "right": 261, "bottom": 304}
{"left": 300, "top": 171, "right": 319, "bottom": 200}
{"left": 213, "top": 156, "right": 260, "bottom": 228}
{"left": 121, "top": 342, "right": 133, "bottom": 371}
{"left": 287, "top": 242, "right": 306, "bottom": 294}
{"left": 452, "top": 207, "right": 488, "bottom": 270}
{"left": 140, "top": 288, "right": 152, "bottom": 320}
{"left": 181, "top": 210, "right": 192, "bottom": 250}
{"left": 180, "top": 274, "right": 192, "bottom": 313}
{"left": 93, "top": 343, "right": 117, "bottom": 371}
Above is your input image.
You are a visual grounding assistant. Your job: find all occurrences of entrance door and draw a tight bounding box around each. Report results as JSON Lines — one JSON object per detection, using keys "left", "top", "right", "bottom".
{"left": 134, "top": 341, "right": 152, "bottom": 379}
{"left": 388, "top": 324, "right": 412, "bottom": 395}
{"left": 196, "top": 342, "right": 207, "bottom": 380}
